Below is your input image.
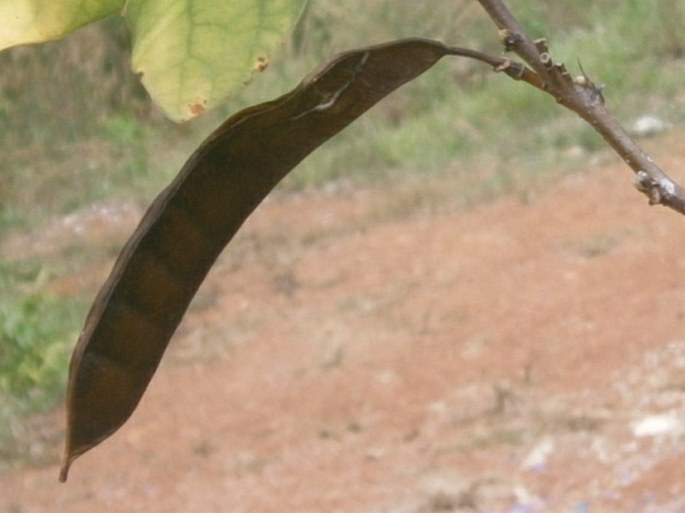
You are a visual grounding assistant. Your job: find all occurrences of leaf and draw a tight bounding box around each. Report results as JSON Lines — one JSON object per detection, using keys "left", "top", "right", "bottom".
{"left": 125, "top": 0, "right": 308, "bottom": 122}
{"left": 0, "top": 0, "right": 122, "bottom": 51}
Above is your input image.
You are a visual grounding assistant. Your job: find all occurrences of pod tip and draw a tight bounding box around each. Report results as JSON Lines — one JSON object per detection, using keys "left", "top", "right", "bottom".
{"left": 59, "top": 449, "right": 73, "bottom": 483}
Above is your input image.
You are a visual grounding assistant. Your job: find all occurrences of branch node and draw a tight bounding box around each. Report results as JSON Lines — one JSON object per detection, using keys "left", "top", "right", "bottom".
{"left": 634, "top": 171, "right": 660, "bottom": 204}
{"left": 573, "top": 59, "right": 605, "bottom": 105}
{"left": 498, "top": 29, "right": 523, "bottom": 52}
{"left": 554, "top": 62, "right": 570, "bottom": 80}
{"left": 634, "top": 170, "right": 679, "bottom": 205}
{"left": 573, "top": 75, "right": 589, "bottom": 87}
{"left": 533, "top": 38, "right": 549, "bottom": 54}
{"left": 539, "top": 52, "right": 554, "bottom": 70}
{"left": 494, "top": 59, "right": 525, "bottom": 79}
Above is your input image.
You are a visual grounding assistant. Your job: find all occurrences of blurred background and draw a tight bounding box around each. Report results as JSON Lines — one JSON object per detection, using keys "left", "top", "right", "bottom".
{"left": 1, "top": 0, "right": 685, "bottom": 479}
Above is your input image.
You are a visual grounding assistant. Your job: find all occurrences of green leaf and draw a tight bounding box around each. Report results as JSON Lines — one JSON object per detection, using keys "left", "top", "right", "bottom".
{"left": 125, "top": 0, "right": 308, "bottom": 122}
{"left": 0, "top": 0, "right": 123, "bottom": 50}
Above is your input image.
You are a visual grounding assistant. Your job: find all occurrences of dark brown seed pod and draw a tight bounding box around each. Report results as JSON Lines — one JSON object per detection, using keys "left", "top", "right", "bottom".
{"left": 60, "top": 38, "right": 457, "bottom": 482}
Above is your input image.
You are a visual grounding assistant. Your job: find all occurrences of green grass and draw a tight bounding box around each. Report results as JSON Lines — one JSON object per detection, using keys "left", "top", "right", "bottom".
{"left": 0, "top": 0, "right": 683, "bottom": 466}
{"left": 0, "top": 259, "right": 87, "bottom": 467}
{"left": 0, "top": 294, "right": 80, "bottom": 413}
{"left": 0, "top": 260, "right": 86, "bottom": 407}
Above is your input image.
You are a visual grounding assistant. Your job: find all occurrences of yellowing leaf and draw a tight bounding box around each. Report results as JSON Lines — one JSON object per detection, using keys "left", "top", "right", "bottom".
{"left": 126, "top": 0, "right": 308, "bottom": 122}
{"left": 0, "top": 0, "right": 123, "bottom": 50}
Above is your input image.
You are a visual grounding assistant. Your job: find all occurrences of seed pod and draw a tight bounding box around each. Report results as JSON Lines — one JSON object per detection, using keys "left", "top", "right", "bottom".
{"left": 59, "top": 38, "right": 458, "bottom": 481}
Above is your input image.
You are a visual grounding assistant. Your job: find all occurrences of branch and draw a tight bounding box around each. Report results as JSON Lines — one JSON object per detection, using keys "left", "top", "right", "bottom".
{"left": 444, "top": 45, "right": 546, "bottom": 91}
{"left": 476, "top": 0, "right": 685, "bottom": 216}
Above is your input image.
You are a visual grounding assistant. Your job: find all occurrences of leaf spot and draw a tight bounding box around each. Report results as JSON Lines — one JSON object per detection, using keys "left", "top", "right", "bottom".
{"left": 254, "top": 56, "right": 269, "bottom": 72}
{"left": 189, "top": 101, "right": 207, "bottom": 116}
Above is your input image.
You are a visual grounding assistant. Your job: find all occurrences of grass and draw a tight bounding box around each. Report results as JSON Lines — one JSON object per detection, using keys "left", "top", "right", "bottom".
{"left": 0, "top": 0, "right": 684, "bottom": 467}
{"left": 0, "top": 259, "right": 87, "bottom": 467}
{"left": 0, "top": 293, "right": 81, "bottom": 414}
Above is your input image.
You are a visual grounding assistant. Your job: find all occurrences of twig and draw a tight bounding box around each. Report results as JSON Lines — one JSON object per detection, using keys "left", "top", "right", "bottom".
{"left": 475, "top": 0, "right": 685, "bottom": 216}
{"left": 444, "top": 45, "right": 546, "bottom": 91}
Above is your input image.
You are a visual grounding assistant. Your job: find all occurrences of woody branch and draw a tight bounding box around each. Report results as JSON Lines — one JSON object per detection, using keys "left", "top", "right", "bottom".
{"left": 475, "top": 0, "right": 685, "bottom": 216}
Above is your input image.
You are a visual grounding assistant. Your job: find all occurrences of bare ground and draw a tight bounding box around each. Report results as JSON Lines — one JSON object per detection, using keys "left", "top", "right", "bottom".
{"left": 2, "top": 134, "right": 685, "bottom": 513}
